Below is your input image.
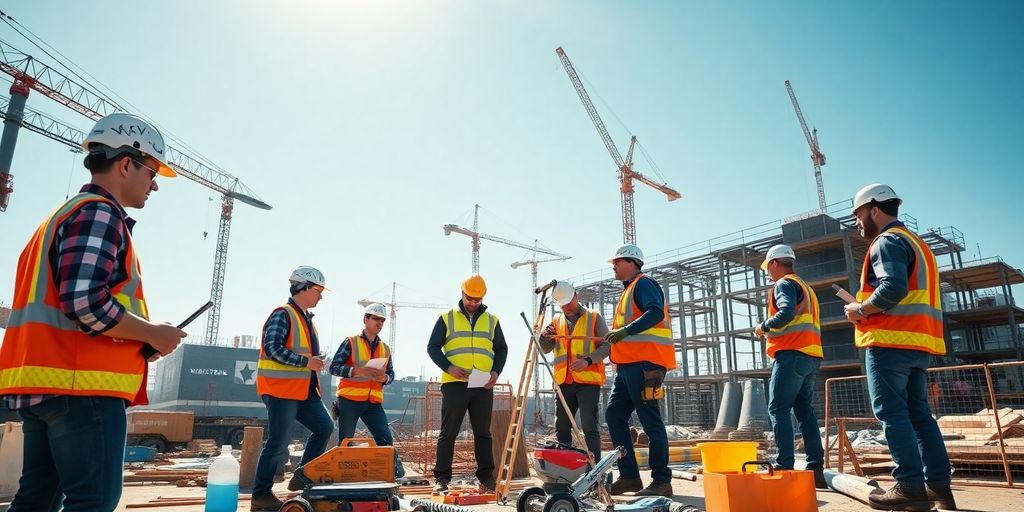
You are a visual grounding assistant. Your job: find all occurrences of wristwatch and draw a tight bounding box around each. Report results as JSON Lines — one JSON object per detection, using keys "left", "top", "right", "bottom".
{"left": 583, "top": 356, "right": 593, "bottom": 365}
{"left": 857, "top": 305, "right": 866, "bottom": 317}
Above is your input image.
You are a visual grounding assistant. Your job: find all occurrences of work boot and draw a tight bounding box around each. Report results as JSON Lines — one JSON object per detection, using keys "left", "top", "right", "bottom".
{"left": 867, "top": 482, "right": 931, "bottom": 511}
{"left": 287, "top": 466, "right": 311, "bottom": 491}
{"left": 811, "top": 467, "right": 828, "bottom": 490}
{"left": 609, "top": 477, "right": 643, "bottom": 495}
{"left": 250, "top": 493, "right": 285, "bottom": 511}
{"left": 432, "top": 480, "right": 450, "bottom": 493}
{"left": 636, "top": 480, "right": 673, "bottom": 497}
{"left": 478, "top": 479, "right": 497, "bottom": 493}
{"left": 926, "top": 482, "right": 958, "bottom": 510}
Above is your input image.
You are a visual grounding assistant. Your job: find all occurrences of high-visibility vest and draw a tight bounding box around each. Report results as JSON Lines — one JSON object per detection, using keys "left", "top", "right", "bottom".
{"left": 855, "top": 226, "right": 946, "bottom": 354}
{"left": 611, "top": 274, "right": 676, "bottom": 369}
{"left": 552, "top": 309, "right": 606, "bottom": 386}
{"left": 765, "top": 274, "right": 823, "bottom": 358}
{"left": 336, "top": 335, "right": 390, "bottom": 403}
{"left": 0, "top": 193, "right": 150, "bottom": 405}
{"left": 256, "top": 303, "right": 316, "bottom": 399}
{"left": 440, "top": 307, "right": 497, "bottom": 384}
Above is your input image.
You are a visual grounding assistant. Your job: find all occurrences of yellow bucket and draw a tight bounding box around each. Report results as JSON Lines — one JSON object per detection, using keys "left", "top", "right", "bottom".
{"left": 696, "top": 442, "right": 758, "bottom": 473}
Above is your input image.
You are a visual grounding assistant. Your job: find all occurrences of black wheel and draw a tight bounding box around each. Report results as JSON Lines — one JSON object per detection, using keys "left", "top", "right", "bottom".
{"left": 138, "top": 437, "right": 166, "bottom": 453}
{"left": 541, "top": 492, "right": 579, "bottom": 512}
{"left": 280, "top": 497, "right": 314, "bottom": 512}
{"left": 517, "top": 486, "right": 547, "bottom": 512}
{"left": 228, "top": 428, "right": 245, "bottom": 447}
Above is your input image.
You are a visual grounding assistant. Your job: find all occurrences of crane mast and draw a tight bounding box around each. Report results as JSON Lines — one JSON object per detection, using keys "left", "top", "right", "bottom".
{"left": 785, "top": 80, "right": 827, "bottom": 212}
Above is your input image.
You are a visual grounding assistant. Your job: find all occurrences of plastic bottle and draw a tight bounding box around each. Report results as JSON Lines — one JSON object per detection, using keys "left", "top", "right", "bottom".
{"left": 205, "top": 445, "right": 239, "bottom": 512}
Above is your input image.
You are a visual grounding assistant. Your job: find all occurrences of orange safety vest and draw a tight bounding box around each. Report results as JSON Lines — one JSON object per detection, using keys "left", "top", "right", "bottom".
{"left": 0, "top": 193, "right": 150, "bottom": 405}
{"left": 552, "top": 309, "right": 606, "bottom": 386}
{"left": 256, "top": 303, "right": 316, "bottom": 400}
{"left": 765, "top": 274, "right": 823, "bottom": 358}
{"left": 855, "top": 226, "right": 945, "bottom": 354}
{"left": 336, "top": 335, "right": 390, "bottom": 404}
{"left": 611, "top": 274, "right": 676, "bottom": 369}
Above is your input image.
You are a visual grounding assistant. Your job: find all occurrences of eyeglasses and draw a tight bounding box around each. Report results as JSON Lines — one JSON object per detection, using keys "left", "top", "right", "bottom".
{"left": 132, "top": 160, "right": 159, "bottom": 181}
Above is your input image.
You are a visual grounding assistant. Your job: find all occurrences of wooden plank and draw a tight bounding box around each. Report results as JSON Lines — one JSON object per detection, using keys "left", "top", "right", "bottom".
{"left": 238, "top": 426, "right": 263, "bottom": 490}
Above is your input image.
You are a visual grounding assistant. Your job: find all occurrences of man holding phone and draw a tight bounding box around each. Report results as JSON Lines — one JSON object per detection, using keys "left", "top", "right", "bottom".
{"left": 251, "top": 266, "right": 335, "bottom": 511}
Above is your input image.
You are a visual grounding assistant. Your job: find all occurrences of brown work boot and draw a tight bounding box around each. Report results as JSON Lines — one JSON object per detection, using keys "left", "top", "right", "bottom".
{"left": 867, "top": 482, "right": 931, "bottom": 511}
{"left": 478, "top": 478, "right": 497, "bottom": 493}
{"left": 609, "top": 476, "right": 643, "bottom": 495}
{"left": 926, "top": 482, "right": 958, "bottom": 510}
{"left": 250, "top": 492, "right": 285, "bottom": 511}
{"left": 636, "top": 480, "right": 673, "bottom": 497}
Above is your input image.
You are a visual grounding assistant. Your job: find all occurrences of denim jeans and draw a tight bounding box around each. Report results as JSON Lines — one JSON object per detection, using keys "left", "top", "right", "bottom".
{"left": 606, "top": 362, "right": 670, "bottom": 483}
{"left": 337, "top": 397, "right": 404, "bottom": 478}
{"left": 253, "top": 393, "right": 334, "bottom": 495}
{"left": 10, "top": 396, "right": 127, "bottom": 512}
{"left": 768, "top": 350, "right": 824, "bottom": 470}
{"left": 866, "top": 347, "right": 952, "bottom": 485}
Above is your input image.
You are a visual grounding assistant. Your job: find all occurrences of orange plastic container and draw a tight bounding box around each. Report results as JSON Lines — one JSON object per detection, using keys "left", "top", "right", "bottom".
{"left": 301, "top": 437, "right": 395, "bottom": 483}
{"left": 702, "top": 462, "right": 818, "bottom": 512}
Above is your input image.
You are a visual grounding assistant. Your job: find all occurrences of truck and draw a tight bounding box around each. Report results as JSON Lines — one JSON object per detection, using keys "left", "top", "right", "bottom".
{"left": 127, "top": 410, "right": 266, "bottom": 452}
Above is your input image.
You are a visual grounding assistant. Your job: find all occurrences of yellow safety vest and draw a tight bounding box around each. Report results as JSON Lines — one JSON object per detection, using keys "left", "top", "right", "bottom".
{"left": 440, "top": 307, "right": 497, "bottom": 384}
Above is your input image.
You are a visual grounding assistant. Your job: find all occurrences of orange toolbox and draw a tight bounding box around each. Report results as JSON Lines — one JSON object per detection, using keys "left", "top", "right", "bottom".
{"left": 297, "top": 437, "right": 395, "bottom": 485}
{"left": 430, "top": 489, "right": 495, "bottom": 505}
{"left": 702, "top": 461, "right": 818, "bottom": 512}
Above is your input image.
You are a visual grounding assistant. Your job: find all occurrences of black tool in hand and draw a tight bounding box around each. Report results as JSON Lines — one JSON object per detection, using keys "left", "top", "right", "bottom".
{"left": 143, "top": 301, "right": 214, "bottom": 359}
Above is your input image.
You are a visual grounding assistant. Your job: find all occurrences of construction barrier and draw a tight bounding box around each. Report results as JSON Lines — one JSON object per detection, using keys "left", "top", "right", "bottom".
{"left": 824, "top": 361, "right": 1024, "bottom": 488}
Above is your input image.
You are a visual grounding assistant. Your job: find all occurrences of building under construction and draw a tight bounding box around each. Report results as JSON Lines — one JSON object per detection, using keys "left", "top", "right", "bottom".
{"left": 570, "top": 200, "right": 1024, "bottom": 428}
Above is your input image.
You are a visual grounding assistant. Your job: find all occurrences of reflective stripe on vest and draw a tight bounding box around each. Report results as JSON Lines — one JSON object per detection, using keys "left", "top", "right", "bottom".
{"left": 440, "top": 307, "right": 496, "bottom": 383}
{"left": 552, "top": 309, "right": 606, "bottom": 386}
{"left": 611, "top": 274, "right": 676, "bottom": 369}
{"left": 337, "top": 335, "right": 389, "bottom": 403}
{"left": 765, "top": 274, "right": 823, "bottom": 358}
{"left": 855, "top": 226, "right": 945, "bottom": 355}
{"left": 256, "top": 303, "right": 315, "bottom": 399}
{"left": 0, "top": 193, "right": 149, "bottom": 404}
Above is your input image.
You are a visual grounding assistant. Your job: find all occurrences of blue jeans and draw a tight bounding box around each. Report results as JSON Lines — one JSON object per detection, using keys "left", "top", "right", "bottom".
{"left": 337, "top": 397, "right": 404, "bottom": 478}
{"left": 606, "top": 362, "right": 670, "bottom": 483}
{"left": 768, "top": 350, "right": 823, "bottom": 470}
{"left": 253, "top": 393, "right": 334, "bottom": 495}
{"left": 10, "top": 396, "right": 127, "bottom": 512}
{"left": 866, "top": 347, "right": 952, "bottom": 485}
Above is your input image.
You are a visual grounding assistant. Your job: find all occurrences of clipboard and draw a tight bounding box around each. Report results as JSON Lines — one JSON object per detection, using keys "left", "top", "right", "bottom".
{"left": 832, "top": 284, "right": 856, "bottom": 304}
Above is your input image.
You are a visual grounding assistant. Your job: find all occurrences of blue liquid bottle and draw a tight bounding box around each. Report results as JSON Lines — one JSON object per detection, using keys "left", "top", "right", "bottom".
{"left": 205, "top": 445, "right": 239, "bottom": 512}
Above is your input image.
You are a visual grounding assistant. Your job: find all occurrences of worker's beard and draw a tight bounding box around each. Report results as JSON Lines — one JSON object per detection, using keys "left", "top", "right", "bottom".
{"left": 861, "top": 215, "right": 880, "bottom": 240}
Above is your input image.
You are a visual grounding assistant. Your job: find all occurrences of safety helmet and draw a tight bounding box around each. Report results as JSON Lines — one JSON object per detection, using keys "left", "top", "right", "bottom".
{"left": 761, "top": 244, "right": 796, "bottom": 270}
{"left": 82, "top": 113, "right": 176, "bottom": 177}
{"left": 461, "top": 274, "right": 487, "bottom": 298}
{"left": 608, "top": 244, "right": 644, "bottom": 266}
{"left": 363, "top": 303, "right": 388, "bottom": 319}
{"left": 551, "top": 281, "right": 577, "bottom": 307}
{"left": 289, "top": 265, "right": 327, "bottom": 290}
{"left": 852, "top": 183, "right": 901, "bottom": 215}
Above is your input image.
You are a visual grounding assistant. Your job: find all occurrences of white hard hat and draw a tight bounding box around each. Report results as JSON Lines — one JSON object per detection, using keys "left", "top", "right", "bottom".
{"left": 82, "top": 113, "right": 176, "bottom": 177}
{"left": 363, "top": 303, "right": 388, "bottom": 319}
{"left": 761, "top": 244, "right": 797, "bottom": 270}
{"left": 551, "top": 281, "right": 577, "bottom": 307}
{"left": 608, "top": 244, "right": 644, "bottom": 265}
{"left": 289, "top": 265, "right": 327, "bottom": 290}
{"left": 852, "top": 183, "right": 902, "bottom": 215}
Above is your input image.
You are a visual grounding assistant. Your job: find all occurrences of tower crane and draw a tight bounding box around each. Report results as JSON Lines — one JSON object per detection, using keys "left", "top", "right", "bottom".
{"left": 0, "top": 37, "right": 269, "bottom": 345}
{"left": 443, "top": 204, "right": 568, "bottom": 273}
{"left": 785, "top": 80, "right": 827, "bottom": 212}
{"left": 556, "top": 47, "right": 681, "bottom": 245}
{"left": 511, "top": 248, "right": 571, "bottom": 431}
{"left": 356, "top": 282, "right": 447, "bottom": 359}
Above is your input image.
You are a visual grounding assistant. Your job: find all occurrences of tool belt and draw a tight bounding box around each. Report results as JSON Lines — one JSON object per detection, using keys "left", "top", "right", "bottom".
{"left": 642, "top": 366, "right": 666, "bottom": 401}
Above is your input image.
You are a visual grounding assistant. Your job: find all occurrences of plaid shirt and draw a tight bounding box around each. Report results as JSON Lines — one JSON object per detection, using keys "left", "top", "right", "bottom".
{"left": 262, "top": 298, "right": 320, "bottom": 367}
{"left": 3, "top": 184, "right": 135, "bottom": 410}
{"left": 329, "top": 332, "right": 395, "bottom": 384}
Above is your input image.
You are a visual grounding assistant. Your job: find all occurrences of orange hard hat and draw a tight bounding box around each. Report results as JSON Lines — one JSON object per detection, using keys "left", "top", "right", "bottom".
{"left": 461, "top": 273, "right": 487, "bottom": 298}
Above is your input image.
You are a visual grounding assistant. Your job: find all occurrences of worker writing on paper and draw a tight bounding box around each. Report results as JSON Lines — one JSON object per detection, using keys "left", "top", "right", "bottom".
{"left": 328, "top": 302, "right": 404, "bottom": 479}
{"left": 426, "top": 274, "right": 509, "bottom": 493}
{"left": 538, "top": 280, "right": 610, "bottom": 459}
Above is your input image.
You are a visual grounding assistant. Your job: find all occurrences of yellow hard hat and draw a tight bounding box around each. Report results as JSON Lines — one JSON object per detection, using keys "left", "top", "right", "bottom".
{"left": 461, "top": 273, "right": 487, "bottom": 298}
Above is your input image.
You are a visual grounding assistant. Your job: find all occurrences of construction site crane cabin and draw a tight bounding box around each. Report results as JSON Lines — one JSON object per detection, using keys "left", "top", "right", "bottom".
{"left": 0, "top": 5, "right": 1022, "bottom": 512}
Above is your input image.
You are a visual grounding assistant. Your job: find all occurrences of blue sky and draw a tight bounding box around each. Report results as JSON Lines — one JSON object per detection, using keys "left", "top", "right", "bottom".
{"left": 0, "top": 1, "right": 1021, "bottom": 382}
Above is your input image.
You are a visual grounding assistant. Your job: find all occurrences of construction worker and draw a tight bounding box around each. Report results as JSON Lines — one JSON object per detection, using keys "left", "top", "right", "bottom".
{"left": 251, "top": 266, "right": 335, "bottom": 511}
{"left": 328, "top": 302, "right": 405, "bottom": 479}
{"left": 753, "top": 244, "right": 826, "bottom": 489}
{"left": 844, "top": 184, "right": 955, "bottom": 511}
{"left": 426, "top": 274, "right": 509, "bottom": 493}
{"left": 603, "top": 244, "right": 676, "bottom": 497}
{"left": 0, "top": 113, "right": 186, "bottom": 512}
{"left": 538, "top": 280, "right": 610, "bottom": 459}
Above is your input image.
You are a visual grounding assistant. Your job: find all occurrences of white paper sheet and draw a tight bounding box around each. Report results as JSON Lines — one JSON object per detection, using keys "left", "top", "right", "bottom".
{"left": 365, "top": 357, "right": 389, "bottom": 370}
{"left": 467, "top": 369, "right": 491, "bottom": 388}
